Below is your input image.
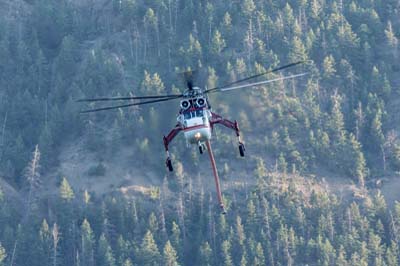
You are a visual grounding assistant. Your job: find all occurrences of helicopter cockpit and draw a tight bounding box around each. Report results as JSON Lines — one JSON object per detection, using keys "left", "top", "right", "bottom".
{"left": 183, "top": 109, "right": 204, "bottom": 120}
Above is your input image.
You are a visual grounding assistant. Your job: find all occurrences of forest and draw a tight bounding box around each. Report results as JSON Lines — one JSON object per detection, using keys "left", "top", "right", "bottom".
{"left": 0, "top": 0, "right": 400, "bottom": 265}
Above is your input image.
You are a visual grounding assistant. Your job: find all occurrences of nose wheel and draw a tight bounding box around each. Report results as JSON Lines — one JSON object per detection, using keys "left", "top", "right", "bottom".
{"left": 198, "top": 142, "right": 206, "bottom": 154}
{"left": 239, "top": 143, "right": 245, "bottom": 157}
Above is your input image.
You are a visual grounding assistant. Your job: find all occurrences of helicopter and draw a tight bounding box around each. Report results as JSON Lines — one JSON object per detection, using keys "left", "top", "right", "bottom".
{"left": 78, "top": 61, "right": 308, "bottom": 213}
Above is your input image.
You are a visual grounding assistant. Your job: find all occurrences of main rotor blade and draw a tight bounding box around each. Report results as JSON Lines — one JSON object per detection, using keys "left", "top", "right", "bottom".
{"left": 80, "top": 96, "right": 182, "bottom": 113}
{"left": 217, "top": 72, "right": 308, "bottom": 92}
{"left": 205, "top": 60, "right": 307, "bottom": 93}
{"left": 77, "top": 94, "right": 182, "bottom": 102}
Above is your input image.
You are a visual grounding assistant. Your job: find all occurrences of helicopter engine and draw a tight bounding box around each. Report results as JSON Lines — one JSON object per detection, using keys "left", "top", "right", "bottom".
{"left": 180, "top": 99, "right": 190, "bottom": 110}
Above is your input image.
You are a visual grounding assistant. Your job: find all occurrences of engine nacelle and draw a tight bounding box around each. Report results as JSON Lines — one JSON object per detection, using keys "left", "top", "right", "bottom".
{"left": 180, "top": 99, "right": 190, "bottom": 110}
{"left": 195, "top": 97, "right": 206, "bottom": 108}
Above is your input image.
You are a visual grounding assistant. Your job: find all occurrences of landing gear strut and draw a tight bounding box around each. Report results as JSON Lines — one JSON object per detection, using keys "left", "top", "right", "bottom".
{"left": 210, "top": 112, "right": 245, "bottom": 158}
{"left": 163, "top": 124, "right": 183, "bottom": 172}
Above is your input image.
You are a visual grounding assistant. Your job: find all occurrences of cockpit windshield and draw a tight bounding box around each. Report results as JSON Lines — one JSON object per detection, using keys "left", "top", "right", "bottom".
{"left": 183, "top": 110, "right": 204, "bottom": 119}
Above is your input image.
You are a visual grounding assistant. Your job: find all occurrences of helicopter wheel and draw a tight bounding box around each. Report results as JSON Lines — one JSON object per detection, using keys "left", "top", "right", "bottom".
{"left": 199, "top": 145, "right": 203, "bottom": 154}
{"left": 239, "top": 143, "right": 245, "bottom": 157}
{"left": 166, "top": 158, "right": 173, "bottom": 172}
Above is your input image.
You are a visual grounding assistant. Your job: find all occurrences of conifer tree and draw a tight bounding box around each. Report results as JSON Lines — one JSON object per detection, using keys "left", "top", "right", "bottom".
{"left": 59, "top": 177, "right": 75, "bottom": 202}
{"left": 199, "top": 241, "right": 213, "bottom": 266}
{"left": 39, "top": 219, "right": 52, "bottom": 266}
{"left": 97, "top": 234, "right": 116, "bottom": 266}
{"left": 0, "top": 242, "right": 6, "bottom": 266}
{"left": 288, "top": 36, "right": 308, "bottom": 62}
{"left": 140, "top": 230, "right": 161, "bottom": 266}
{"left": 211, "top": 30, "right": 226, "bottom": 55}
{"left": 162, "top": 240, "right": 179, "bottom": 266}
{"left": 81, "top": 219, "right": 95, "bottom": 266}
{"left": 122, "top": 258, "right": 133, "bottom": 266}
{"left": 221, "top": 240, "right": 233, "bottom": 266}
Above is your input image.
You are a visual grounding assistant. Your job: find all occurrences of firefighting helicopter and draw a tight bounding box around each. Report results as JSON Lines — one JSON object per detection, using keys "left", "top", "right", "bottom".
{"left": 78, "top": 61, "right": 308, "bottom": 213}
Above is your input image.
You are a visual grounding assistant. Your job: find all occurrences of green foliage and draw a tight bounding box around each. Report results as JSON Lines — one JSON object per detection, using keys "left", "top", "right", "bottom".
{"left": 0, "top": 242, "right": 6, "bottom": 266}
{"left": 162, "top": 241, "right": 179, "bottom": 266}
{"left": 59, "top": 177, "right": 75, "bottom": 202}
{"left": 87, "top": 162, "right": 106, "bottom": 176}
{"left": 140, "top": 230, "right": 161, "bottom": 266}
{"left": 211, "top": 30, "right": 226, "bottom": 55}
{"left": 97, "top": 234, "right": 116, "bottom": 266}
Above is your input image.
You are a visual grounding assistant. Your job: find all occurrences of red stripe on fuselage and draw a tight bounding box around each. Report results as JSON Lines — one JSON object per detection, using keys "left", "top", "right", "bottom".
{"left": 183, "top": 125, "right": 209, "bottom": 131}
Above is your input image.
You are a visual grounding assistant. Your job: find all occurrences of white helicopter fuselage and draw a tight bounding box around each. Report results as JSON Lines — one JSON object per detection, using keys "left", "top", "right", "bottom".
{"left": 180, "top": 109, "right": 212, "bottom": 144}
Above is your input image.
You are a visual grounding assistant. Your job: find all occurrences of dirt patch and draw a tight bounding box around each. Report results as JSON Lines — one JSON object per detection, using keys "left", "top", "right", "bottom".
{"left": 379, "top": 174, "right": 400, "bottom": 206}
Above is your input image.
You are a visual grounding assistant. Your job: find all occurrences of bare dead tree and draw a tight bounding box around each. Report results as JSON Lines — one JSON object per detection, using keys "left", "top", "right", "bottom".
{"left": 25, "top": 145, "right": 41, "bottom": 212}
{"left": 9, "top": 241, "right": 17, "bottom": 266}
{"left": 0, "top": 110, "right": 7, "bottom": 163}
{"left": 52, "top": 223, "right": 60, "bottom": 266}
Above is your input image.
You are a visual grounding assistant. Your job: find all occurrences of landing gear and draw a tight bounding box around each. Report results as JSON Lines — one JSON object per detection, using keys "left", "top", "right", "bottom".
{"left": 166, "top": 157, "right": 173, "bottom": 172}
{"left": 198, "top": 142, "right": 206, "bottom": 154}
{"left": 239, "top": 143, "right": 245, "bottom": 157}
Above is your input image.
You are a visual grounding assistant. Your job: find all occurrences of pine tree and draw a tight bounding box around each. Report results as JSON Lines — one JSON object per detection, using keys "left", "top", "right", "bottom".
{"left": 211, "top": 30, "right": 226, "bottom": 55}
{"left": 235, "top": 216, "right": 246, "bottom": 247}
{"left": 162, "top": 240, "right": 179, "bottom": 266}
{"left": 122, "top": 258, "right": 133, "bottom": 266}
{"left": 199, "top": 242, "right": 213, "bottom": 266}
{"left": 148, "top": 212, "right": 158, "bottom": 234}
{"left": 39, "top": 219, "right": 52, "bottom": 266}
{"left": 278, "top": 153, "right": 288, "bottom": 173}
{"left": 242, "top": 0, "right": 256, "bottom": 18}
{"left": 220, "top": 12, "right": 232, "bottom": 37}
{"left": 0, "top": 242, "right": 6, "bottom": 266}
{"left": 81, "top": 219, "right": 95, "bottom": 266}
{"left": 385, "top": 241, "right": 398, "bottom": 266}
{"left": 254, "top": 242, "right": 265, "bottom": 266}
{"left": 59, "top": 177, "right": 75, "bottom": 202}
{"left": 97, "top": 234, "right": 116, "bottom": 266}
{"left": 336, "top": 245, "right": 347, "bottom": 266}
{"left": 323, "top": 55, "right": 336, "bottom": 80}
{"left": 170, "top": 221, "right": 181, "bottom": 254}
{"left": 288, "top": 36, "right": 308, "bottom": 62}
{"left": 254, "top": 157, "right": 267, "bottom": 178}
{"left": 221, "top": 240, "right": 233, "bottom": 266}
{"left": 346, "top": 134, "right": 367, "bottom": 186}
{"left": 140, "top": 230, "right": 161, "bottom": 266}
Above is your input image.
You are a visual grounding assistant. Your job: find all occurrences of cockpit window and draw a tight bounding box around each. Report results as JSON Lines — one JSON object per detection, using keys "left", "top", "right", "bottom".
{"left": 183, "top": 110, "right": 203, "bottom": 119}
